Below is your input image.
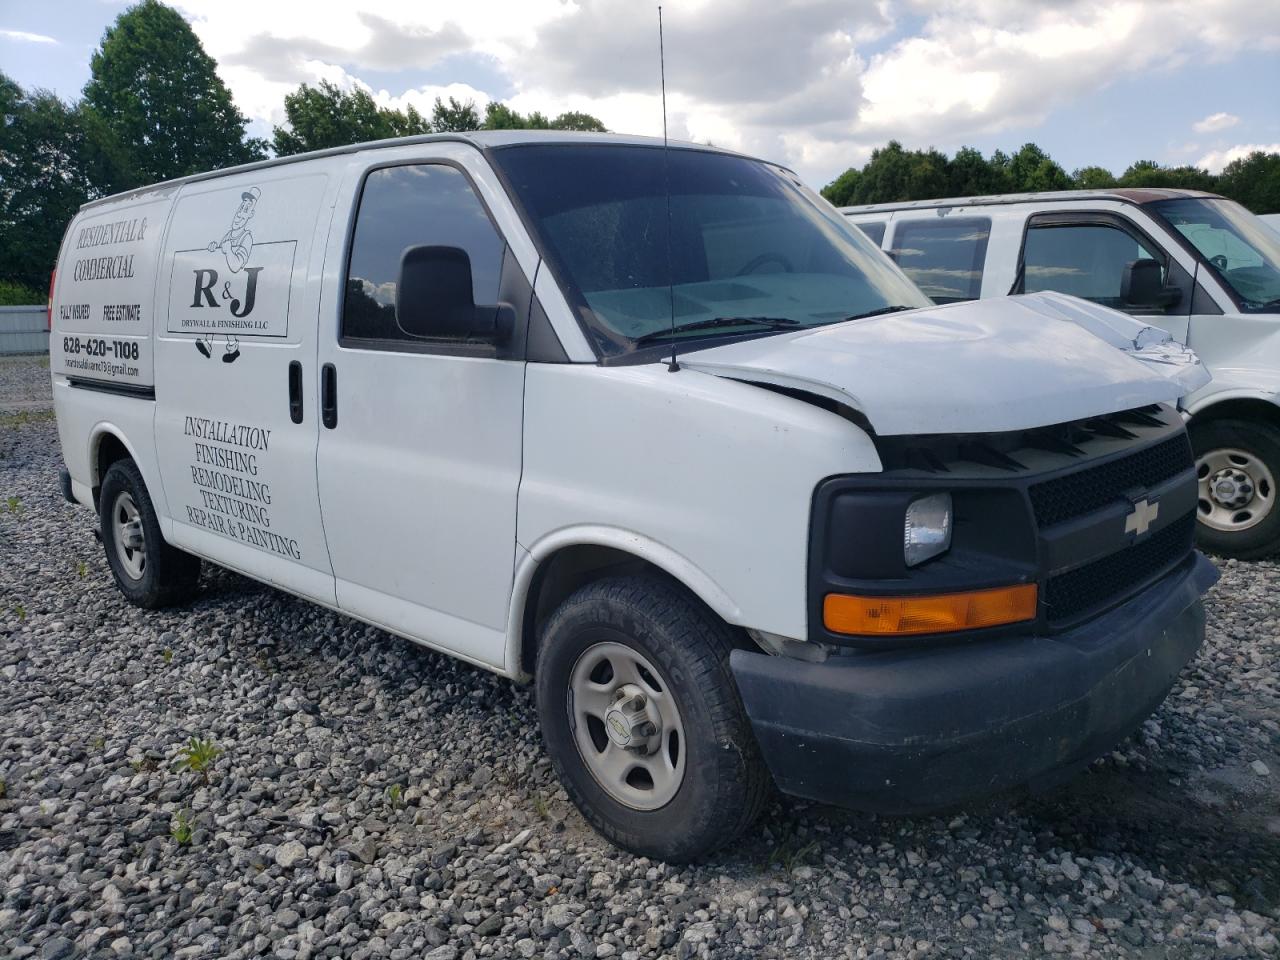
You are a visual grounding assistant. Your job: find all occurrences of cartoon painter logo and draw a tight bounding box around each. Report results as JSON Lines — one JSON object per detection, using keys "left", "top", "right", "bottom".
{"left": 209, "top": 186, "right": 259, "bottom": 272}
{"left": 192, "top": 186, "right": 264, "bottom": 363}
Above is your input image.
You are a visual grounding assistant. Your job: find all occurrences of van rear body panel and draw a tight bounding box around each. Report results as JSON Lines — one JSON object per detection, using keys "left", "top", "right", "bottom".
{"left": 52, "top": 193, "right": 176, "bottom": 391}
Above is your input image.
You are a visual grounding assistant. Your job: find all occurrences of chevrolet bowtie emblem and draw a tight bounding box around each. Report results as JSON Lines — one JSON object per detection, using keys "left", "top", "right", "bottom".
{"left": 1124, "top": 498, "right": 1159, "bottom": 537}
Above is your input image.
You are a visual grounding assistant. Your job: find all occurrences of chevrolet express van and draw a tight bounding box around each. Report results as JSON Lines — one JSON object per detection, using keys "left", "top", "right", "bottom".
{"left": 842, "top": 190, "right": 1280, "bottom": 560}
{"left": 52, "top": 133, "right": 1217, "bottom": 860}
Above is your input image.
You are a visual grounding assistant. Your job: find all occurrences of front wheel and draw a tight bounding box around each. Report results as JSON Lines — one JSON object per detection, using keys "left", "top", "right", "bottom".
{"left": 1191, "top": 419, "right": 1280, "bottom": 560}
{"left": 535, "top": 576, "right": 769, "bottom": 861}
{"left": 99, "top": 459, "right": 201, "bottom": 608}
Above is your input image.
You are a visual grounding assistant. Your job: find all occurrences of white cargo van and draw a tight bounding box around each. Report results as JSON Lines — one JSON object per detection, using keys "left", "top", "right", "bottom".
{"left": 842, "top": 190, "right": 1280, "bottom": 559}
{"left": 52, "top": 133, "right": 1217, "bottom": 861}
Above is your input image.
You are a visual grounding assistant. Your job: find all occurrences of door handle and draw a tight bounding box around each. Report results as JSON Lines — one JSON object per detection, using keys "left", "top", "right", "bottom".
{"left": 288, "top": 361, "right": 303, "bottom": 424}
{"left": 321, "top": 363, "right": 337, "bottom": 429}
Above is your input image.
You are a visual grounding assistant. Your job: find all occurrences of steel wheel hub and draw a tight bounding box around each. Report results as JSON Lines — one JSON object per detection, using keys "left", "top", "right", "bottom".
{"left": 568, "top": 641, "right": 686, "bottom": 811}
{"left": 112, "top": 491, "right": 147, "bottom": 580}
{"left": 1197, "top": 447, "right": 1275, "bottom": 533}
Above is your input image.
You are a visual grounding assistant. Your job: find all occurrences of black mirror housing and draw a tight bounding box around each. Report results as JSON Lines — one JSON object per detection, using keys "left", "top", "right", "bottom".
{"left": 397, "top": 245, "right": 475, "bottom": 339}
{"left": 396, "top": 245, "right": 515, "bottom": 344}
{"left": 1121, "top": 258, "right": 1182, "bottom": 310}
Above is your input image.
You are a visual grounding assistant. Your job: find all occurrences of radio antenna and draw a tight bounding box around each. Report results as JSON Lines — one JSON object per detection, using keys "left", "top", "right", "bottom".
{"left": 659, "top": 5, "right": 679, "bottom": 372}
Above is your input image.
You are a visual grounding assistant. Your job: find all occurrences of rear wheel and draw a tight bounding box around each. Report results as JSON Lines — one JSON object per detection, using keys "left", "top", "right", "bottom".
{"left": 99, "top": 459, "right": 201, "bottom": 608}
{"left": 1191, "top": 419, "right": 1280, "bottom": 560}
{"left": 535, "top": 575, "right": 769, "bottom": 861}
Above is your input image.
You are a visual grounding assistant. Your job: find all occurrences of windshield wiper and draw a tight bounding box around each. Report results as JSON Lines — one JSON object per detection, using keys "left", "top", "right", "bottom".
{"left": 841, "top": 305, "right": 913, "bottom": 322}
{"left": 633, "top": 315, "right": 801, "bottom": 345}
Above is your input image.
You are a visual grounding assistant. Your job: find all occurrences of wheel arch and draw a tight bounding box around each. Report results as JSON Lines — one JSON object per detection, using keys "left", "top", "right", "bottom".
{"left": 90, "top": 424, "right": 144, "bottom": 508}
{"left": 506, "top": 528, "right": 747, "bottom": 680}
{"left": 1186, "top": 394, "right": 1280, "bottom": 432}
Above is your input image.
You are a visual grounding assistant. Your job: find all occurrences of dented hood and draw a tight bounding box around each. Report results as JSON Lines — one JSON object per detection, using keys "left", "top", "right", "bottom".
{"left": 679, "top": 292, "right": 1210, "bottom": 436}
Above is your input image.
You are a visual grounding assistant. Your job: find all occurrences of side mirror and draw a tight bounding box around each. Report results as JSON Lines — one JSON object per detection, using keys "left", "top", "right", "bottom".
{"left": 1121, "top": 258, "right": 1182, "bottom": 310}
{"left": 396, "top": 245, "right": 514, "bottom": 343}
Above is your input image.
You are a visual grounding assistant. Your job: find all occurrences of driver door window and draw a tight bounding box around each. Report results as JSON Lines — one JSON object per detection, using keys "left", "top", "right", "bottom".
{"left": 1021, "top": 221, "right": 1161, "bottom": 310}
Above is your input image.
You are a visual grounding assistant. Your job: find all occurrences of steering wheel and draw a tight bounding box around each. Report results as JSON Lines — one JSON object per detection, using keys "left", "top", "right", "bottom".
{"left": 736, "top": 253, "right": 794, "bottom": 276}
{"left": 1210, "top": 254, "right": 1229, "bottom": 271}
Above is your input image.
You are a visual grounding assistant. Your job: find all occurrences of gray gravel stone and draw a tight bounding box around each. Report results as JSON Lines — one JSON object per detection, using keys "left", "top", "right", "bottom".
{"left": 1, "top": 356, "right": 1278, "bottom": 960}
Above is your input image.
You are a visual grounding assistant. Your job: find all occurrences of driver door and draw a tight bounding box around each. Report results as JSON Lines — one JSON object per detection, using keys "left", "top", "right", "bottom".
{"left": 1016, "top": 212, "right": 1193, "bottom": 343}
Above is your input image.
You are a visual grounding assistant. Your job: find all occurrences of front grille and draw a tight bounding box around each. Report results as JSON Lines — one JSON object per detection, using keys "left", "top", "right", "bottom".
{"left": 1029, "top": 433, "right": 1193, "bottom": 528}
{"left": 1043, "top": 512, "right": 1196, "bottom": 623}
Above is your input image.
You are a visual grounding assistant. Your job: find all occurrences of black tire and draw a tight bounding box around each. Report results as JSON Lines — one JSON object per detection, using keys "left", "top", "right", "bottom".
{"left": 1190, "top": 419, "right": 1280, "bottom": 560}
{"left": 535, "top": 575, "right": 770, "bottom": 861}
{"left": 99, "top": 459, "right": 201, "bottom": 608}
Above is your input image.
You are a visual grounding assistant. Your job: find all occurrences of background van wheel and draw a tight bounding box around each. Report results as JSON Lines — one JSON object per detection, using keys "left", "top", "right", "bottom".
{"left": 535, "top": 575, "right": 770, "bottom": 862}
{"left": 1191, "top": 419, "right": 1280, "bottom": 560}
{"left": 99, "top": 459, "right": 201, "bottom": 608}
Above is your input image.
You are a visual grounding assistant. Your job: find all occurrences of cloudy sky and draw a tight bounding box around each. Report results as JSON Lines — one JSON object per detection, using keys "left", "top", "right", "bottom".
{"left": 3, "top": 0, "right": 1278, "bottom": 187}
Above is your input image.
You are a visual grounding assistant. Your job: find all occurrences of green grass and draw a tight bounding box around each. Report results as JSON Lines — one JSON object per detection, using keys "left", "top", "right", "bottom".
{"left": 767, "top": 829, "right": 820, "bottom": 874}
{"left": 172, "top": 737, "right": 222, "bottom": 786}
{"left": 0, "top": 409, "right": 55, "bottom": 429}
{"left": 170, "top": 809, "right": 194, "bottom": 845}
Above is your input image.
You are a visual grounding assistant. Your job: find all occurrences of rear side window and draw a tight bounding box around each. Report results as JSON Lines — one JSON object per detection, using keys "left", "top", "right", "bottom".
{"left": 1022, "top": 221, "right": 1162, "bottom": 308}
{"left": 890, "top": 218, "right": 990, "bottom": 302}
{"left": 852, "top": 221, "right": 886, "bottom": 245}
{"left": 343, "top": 164, "right": 504, "bottom": 342}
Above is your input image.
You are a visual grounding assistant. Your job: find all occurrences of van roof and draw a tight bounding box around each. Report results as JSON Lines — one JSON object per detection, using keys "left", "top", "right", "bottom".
{"left": 79, "top": 131, "right": 767, "bottom": 212}
{"left": 838, "top": 187, "right": 1224, "bottom": 216}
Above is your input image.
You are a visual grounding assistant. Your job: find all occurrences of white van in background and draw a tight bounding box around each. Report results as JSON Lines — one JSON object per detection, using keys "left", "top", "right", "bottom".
{"left": 52, "top": 133, "right": 1216, "bottom": 860}
{"left": 843, "top": 190, "right": 1280, "bottom": 559}
{"left": 1262, "top": 213, "right": 1280, "bottom": 236}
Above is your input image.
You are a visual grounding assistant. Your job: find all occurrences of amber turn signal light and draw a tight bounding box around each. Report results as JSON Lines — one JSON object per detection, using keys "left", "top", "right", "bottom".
{"left": 823, "top": 584, "right": 1038, "bottom": 636}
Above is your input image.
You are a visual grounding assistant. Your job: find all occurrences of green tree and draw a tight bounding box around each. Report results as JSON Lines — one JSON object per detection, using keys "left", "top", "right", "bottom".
{"left": 1217, "top": 151, "right": 1280, "bottom": 215}
{"left": 482, "top": 102, "right": 525, "bottom": 130}
{"left": 551, "top": 111, "right": 607, "bottom": 132}
{"left": 1006, "top": 143, "right": 1072, "bottom": 192}
{"left": 479, "top": 102, "right": 606, "bottom": 133}
{"left": 0, "top": 72, "right": 128, "bottom": 289}
{"left": 821, "top": 141, "right": 1280, "bottom": 215}
{"left": 1118, "top": 159, "right": 1217, "bottom": 192}
{"left": 431, "top": 96, "right": 481, "bottom": 132}
{"left": 820, "top": 166, "right": 862, "bottom": 206}
{"left": 272, "top": 81, "right": 429, "bottom": 156}
{"left": 82, "top": 0, "right": 264, "bottom": 186}
{"left": 1072, "top": 165, "right": 1117, "bottom": 189}
{"left": 947, "top": 146, "right": 1011, "bottom": 196}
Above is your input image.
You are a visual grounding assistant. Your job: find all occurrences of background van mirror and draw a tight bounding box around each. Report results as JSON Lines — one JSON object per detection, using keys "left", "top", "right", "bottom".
{"left": 1121, "top": 258, "right": 1182, "bottom": 310}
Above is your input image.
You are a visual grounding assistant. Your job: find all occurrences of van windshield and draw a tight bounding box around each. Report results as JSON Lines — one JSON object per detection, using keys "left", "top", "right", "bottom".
{"left": 1151, "top": 197, "right": 1280, "bottom": 312}
{"left": 490, "top": 144, "right": 930, "bottom": 358}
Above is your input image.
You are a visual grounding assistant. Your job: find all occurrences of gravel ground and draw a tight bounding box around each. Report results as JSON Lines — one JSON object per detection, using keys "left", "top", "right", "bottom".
{"left": 0, "top": 355, "right": 53, "bottom": 413}
{"left": 2, "top": 355, "right": 1278, "bottom": 960}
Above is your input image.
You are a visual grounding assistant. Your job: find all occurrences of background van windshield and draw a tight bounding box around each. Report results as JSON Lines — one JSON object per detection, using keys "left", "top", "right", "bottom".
{"left": 1153, "top": 197, "right": 1280, "bottom": 312}
{"left": 491, "top": 144, "right": 929, "bottom": 357}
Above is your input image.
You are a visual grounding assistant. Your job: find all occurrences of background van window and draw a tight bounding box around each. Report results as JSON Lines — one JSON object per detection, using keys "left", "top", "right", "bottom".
{"left": 890, "top": 218, "right": 991, "bottom": 302}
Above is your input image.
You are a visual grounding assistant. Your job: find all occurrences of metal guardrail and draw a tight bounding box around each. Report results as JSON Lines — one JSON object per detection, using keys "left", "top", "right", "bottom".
{"left": 0, "top": 305, "right": 49, "bottom": 355}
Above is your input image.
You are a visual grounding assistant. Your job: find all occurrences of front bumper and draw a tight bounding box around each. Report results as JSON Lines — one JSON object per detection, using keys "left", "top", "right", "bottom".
{"left": 731, "top": 552, "right": 1218, "bottom": 813}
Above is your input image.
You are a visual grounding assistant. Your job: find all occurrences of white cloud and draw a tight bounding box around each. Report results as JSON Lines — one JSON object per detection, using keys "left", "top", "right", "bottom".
{"left": 375, "top": 83, "right": 495, "bottom": 118}
{"left": 1193, "top": 112, "right": 1240, "bottom": 134}
{"left": 0, "top": 28, "right": 57, "bottom": 44}
{"left": 1197, "top": 143, "right": 1280, "bottom": 173}
{"left": 163, "top": 0, "right": 1280, "bottom": 186}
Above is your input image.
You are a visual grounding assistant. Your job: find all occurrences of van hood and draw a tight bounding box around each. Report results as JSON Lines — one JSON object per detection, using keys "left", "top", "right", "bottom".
{"left": 678, "top": 292, "right": 1210, "bottom": 436}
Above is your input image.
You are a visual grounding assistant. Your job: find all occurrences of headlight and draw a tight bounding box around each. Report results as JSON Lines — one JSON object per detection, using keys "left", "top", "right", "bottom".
{"left": 904, "top": 493, "right": 952, "bottom": 567}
